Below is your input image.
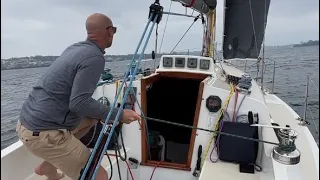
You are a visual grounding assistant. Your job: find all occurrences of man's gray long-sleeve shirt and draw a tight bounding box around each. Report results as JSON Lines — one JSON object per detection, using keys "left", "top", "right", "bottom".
{"left": 19, "top": 40, "right": 122, "bottom": 131}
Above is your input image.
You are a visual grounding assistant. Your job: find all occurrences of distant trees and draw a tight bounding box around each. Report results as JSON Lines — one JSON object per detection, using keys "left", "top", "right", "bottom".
{"left": 294, "top": 40, "right": 319, "bottom": 47}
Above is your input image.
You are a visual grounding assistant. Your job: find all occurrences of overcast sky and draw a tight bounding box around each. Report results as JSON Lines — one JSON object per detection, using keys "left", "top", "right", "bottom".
{"left": 1, "top": 0, "right": 319, "bottom": 59}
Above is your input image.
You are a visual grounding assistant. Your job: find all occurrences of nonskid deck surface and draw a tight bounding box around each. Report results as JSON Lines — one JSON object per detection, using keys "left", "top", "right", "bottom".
{"left": 26, "top": 151, "right": 121, "bottom": 180}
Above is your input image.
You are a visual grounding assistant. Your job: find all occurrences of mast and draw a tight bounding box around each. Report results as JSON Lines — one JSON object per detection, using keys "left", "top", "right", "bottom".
{"left": 172, "top": 0, "right": 217, "bottom": 58}
{"left": 207, "top": 9, "right": 216, "bottom": 59}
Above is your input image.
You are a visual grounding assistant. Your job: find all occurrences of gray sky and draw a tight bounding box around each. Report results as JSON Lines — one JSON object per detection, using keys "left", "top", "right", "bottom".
{"left": 1, "top": 0, "right": 319, "bottom": 59}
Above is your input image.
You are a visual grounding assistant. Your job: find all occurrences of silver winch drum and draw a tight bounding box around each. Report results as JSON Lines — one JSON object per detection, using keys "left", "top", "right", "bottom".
{"left": 272, "top": 128, "right": 301, "bottom": 165}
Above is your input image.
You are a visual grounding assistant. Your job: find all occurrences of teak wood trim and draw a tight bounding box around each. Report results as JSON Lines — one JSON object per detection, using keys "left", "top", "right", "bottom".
{"left": 158, "top": 71, "right": 209, "bottom": 80}
{"left": 140, "top": 77, "right": 148, "bottom": 162}
{"left": 140, "top": 74, "right": 161, "bottom": 163}
{"left": 186, "top": 80, "right": 204, "bottom": 168}
{"left": 140, "top": 72, "right": 206, "bottom": 170}
{"left": 140, "top": 161, "right": 191, "bottom": 171}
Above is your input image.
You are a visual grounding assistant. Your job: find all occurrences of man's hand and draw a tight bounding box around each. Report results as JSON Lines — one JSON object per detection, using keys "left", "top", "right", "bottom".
{"left": 121, "top": 109, "right": 141, "bottom": 124}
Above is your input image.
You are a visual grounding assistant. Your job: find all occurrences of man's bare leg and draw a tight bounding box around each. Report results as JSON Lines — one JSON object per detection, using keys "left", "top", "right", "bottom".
{"left": 34, "top": 118, "right": 98, "bottom": 179}
{"left": 34, "top": 161, "right": 64, "bottom": 180}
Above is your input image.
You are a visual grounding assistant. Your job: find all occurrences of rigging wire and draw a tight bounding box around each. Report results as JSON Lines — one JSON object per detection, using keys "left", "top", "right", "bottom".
{"left": 159, "top": 0, "right": 172, "bottom": 54}
{"left": 248, "top": 0, "right": 259, "bottom": 58}
{"left": 191, "top": 9, "right": 195, "bottom": 16}
{"left": 154, "top": 23, "right": 159, "bottom": 71}
{"left": 170, "top": 14, "right": 201, "bottom": 53}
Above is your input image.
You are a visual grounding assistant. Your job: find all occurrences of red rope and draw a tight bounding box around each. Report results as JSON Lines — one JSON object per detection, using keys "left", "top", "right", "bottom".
{"left": 232, "top": 89, "right": 239, "bottom": 122}
{"left": 150, "top": 161, "right": 161, "bottom": 180}
{"left": 108, "top": 154, "right": 135, "bottom": 180}
{"left": 183, "top": 0, "right": 196, "bottom": 7}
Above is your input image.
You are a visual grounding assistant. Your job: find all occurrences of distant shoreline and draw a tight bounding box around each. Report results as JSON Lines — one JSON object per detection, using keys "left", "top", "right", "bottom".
{"left": 2, "top": 44, "right": 318, "bottom": 70}
{"left": 1, "top": 65, "right": 50, "bottom": 71}
{"left": 293, "top": 40, "right": 319, "bottom": 47}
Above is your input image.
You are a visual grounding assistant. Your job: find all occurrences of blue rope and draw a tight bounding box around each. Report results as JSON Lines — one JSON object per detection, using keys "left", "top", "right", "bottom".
{"left": 91, "top": 14, "right": 159, "bottom": 180}
{"left": 91, "top": 15, "right": 159, "bottom": 179}
{"left": 79, "top": 14, "right": 154, "bottom": 180}
{"left": 91, "top": 15, "right": 158, "bottom": 179}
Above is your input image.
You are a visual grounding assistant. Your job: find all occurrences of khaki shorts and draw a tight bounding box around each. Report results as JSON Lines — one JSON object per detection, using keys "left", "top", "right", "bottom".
{"left": 16, "top": 119, "right": 97, "bottom": 180}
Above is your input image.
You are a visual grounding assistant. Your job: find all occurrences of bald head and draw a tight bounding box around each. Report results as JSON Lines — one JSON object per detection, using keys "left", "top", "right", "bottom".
{"left": 85, "top": 13, "right": 115, "bottom": 50}
{"left": 86, "top": 13, "right": 112, "bottom": 33}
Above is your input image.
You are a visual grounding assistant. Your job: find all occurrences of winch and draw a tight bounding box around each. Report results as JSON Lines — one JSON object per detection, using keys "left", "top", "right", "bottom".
{"left": 272, "top": 126, "right": 300, "bottom": 165}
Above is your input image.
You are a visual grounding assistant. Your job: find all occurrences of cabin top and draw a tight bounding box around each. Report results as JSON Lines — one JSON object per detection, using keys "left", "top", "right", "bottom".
{"left": 156, "top": 55, "right": 215, "bottom": 75}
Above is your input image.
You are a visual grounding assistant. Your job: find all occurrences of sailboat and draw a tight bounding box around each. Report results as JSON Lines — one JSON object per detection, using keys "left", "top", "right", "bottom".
{"left": 1, "top": 0, "right": 319, "bottom": 180}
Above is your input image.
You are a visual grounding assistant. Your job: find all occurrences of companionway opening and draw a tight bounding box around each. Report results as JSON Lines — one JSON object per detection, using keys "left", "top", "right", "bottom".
{"left": 141, "top": 73, "right": 207, "bottom": 170}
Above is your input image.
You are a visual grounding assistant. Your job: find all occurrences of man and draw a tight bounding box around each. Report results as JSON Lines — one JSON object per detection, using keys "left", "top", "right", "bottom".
{"left": 16, "top": 13, "right": 140, "bottom": 180}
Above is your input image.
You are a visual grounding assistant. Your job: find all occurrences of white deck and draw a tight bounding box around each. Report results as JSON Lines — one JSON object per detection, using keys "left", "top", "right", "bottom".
{"left": 265, "top": 93, "right": 319, "bottom": 180}
{"left": 199, "top": 161, "right": 260, "bottom": 180}
{"left": 26, "top": 155, "right": 118, "bottom": 180}
{"left": 1, "top": 140, "right": 129, "bottom": 180}
{"left": 196, "top": 92, "right": 319, "bottom": 180}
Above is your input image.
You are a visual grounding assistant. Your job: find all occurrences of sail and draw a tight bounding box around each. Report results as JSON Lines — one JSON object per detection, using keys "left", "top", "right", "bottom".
{"left": 222, "top": 0, "right": 271, "bottom": 59}
{"left": 172, "top": 0, "right": 217, "bottom": 14}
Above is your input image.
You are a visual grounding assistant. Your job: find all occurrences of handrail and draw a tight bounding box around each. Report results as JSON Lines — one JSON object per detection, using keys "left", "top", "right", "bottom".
{"left": 222, "top": 58, "right": 319, "bottom": 137}
{"left": 299, "top": 75, "right": 319, "bottom": 135}
{"left": 224, "top": 58, "right": 277, "bottom": 94}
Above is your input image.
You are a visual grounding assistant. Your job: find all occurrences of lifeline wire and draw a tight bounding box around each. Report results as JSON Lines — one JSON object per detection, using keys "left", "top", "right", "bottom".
{"left": 90, "top": 14, "right": 160, "bottom": 179}
{"left": 80, "top": 14, "right": 157, "bottom": 180}
{"left": 140, "top": 115, "right": 280, "bottom": 146}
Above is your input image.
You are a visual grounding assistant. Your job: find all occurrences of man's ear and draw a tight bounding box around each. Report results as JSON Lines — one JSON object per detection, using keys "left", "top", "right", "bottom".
{"left": 107, "top": 28, "right": 113, "bottom": 37}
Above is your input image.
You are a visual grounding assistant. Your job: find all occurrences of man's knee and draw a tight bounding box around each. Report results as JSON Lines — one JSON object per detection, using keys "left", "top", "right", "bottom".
{"left": 97, "top": 166, "right": 108, "bottom": 180}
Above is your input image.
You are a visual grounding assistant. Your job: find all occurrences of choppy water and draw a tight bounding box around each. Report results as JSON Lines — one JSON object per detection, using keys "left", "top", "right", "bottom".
{"left": 1, "top": 46, "right": 319, "bottom": 150}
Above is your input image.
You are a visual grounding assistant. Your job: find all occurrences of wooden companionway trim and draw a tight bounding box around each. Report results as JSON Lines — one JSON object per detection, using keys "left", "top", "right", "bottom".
{"left": 140, "top": 72, "right": 207, "bottom": 170}
{"left": 186, "top": 80, "right": 205, "bottom": 168}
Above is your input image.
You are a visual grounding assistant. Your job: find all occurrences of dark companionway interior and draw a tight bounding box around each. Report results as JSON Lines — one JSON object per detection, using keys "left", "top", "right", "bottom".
{"left": 146, "top": 77, "right": 202, "bottom": 164}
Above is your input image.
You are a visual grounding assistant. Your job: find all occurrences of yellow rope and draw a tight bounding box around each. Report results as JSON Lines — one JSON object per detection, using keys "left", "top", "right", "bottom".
{"left": 117, "top": 80, "right": 123, "bottom": 103}
{"left": 201, "top": 83, "right": 235, "bottom": 168}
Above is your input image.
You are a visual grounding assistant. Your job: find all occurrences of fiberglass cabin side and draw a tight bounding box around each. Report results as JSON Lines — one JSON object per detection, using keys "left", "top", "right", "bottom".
{"left": 92, "top": 55, "right": 278, "bottom": 179}
{"left": 92, "top": 55, "right": 218, "bottom": 179}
